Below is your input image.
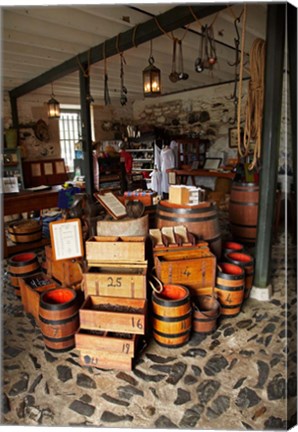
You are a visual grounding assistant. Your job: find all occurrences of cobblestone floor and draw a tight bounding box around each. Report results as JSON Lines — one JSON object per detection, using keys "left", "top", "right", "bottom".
{"left": 1, "top": 217, "right": 297, "bottom": 429}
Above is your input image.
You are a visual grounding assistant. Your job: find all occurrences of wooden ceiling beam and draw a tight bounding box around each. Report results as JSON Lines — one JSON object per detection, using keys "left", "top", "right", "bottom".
{"left": 9, "top": 3, "right": 228, "bottom": 99}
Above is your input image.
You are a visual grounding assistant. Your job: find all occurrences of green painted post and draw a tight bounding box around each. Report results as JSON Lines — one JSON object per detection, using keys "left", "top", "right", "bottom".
{"left": 79, "top": 68, "right": 94, "bottom": 196}
{"left": 253, "top": 4, "right": 286, "bottom": 291}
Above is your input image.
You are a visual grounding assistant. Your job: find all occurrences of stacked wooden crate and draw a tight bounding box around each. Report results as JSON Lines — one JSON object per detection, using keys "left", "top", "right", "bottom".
{"left": 150, "top": 226, "right": 216, "bottom": 297}
{"left": 75, "top": 236, "right": 148, "bottom": 371}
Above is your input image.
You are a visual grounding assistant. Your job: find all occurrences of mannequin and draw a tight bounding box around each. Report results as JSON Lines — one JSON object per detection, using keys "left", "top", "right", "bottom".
{"left": 160, "top": 144, "right": 175, "bottom": 198}
{"left": 119, "top": 141, "right": 133, "bottom": 174}
{"left": 150, "top": 165, "right": 162, "bottom": 195}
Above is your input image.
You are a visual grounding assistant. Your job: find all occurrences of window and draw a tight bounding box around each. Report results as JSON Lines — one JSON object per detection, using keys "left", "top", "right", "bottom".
{"left": 59, "top": 108, "right": 82, "bottom": 172}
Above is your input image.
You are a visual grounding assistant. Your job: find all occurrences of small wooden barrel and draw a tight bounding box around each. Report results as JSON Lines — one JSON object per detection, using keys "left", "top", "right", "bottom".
{"left": 152, "top": 284, "right": 191, "bottom": 348}
{"left": 225, "top": 252, "right": 254, "bottom": 299}
{"left": 156, "top": 200, "right": 222, "bottom": 258}
{"left": 8, "top": 252, "right": 40, "bottom": 297}
{"left": 229, "top": 182, "right": 259, "bottom": 243}
{"left": 215, "top": 262, "right": 245, "bottom": 316}
{"left": 222, "top": 241, "right": 244, "bottom": 258}
{"left": 39, "top": 287, "right": 79, "bottom": 352}
{"left": 8, "top": 219, "right": 42, "bottom": 244}
{"left": 192, "top": 295, "right": 220, "bottom": 333}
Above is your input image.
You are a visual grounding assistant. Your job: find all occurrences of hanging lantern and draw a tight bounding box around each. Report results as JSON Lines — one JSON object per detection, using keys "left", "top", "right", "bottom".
{"left": 143, "top": 41, "right": 161, "bottom": 97}
{"left": 47, "top": 83, "right": 60, "bottom": 118}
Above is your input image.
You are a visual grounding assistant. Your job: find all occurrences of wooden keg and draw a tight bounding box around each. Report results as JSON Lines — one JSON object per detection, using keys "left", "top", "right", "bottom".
{"left": 222, "top": 241, "right": 244, "bottom": 258}
{"left": 225, "top": 252, "right": 254, "bottom": 299}
{"left": 156, "top": 200, "right": 222, "bottom": 258}
{"left": 8, "top": 252, "right": 40, "bottom": 297}
{"left": 152, "top": 284, "right": 191, "bottom": 348}
{"left": 215, "top": 262, "right": 245, "bottom": 316}
{"left": 229, "top": 182, "right": 259, "bottom": 243}
{"left": 192, "top": 295, "right": 220, "bottom": 333}
{"left": 38, "top": 287, "right": 79, "bottom": 352}
{"left": 8, "top": 219, "right": 42, "bottom": 244}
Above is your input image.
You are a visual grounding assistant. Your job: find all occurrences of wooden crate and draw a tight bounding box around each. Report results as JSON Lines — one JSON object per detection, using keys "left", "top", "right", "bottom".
{"left": 79, "top": 296, "right": 147, "bottom": 335}
{"left": 85, "top": 236, "right": 146, "bottom": 266}
{"left": 19, "top": 272, "right": 57, "bottom": 320}
{"left": 154, "top": 245, "right": 216, "bottom": 293}
{"left": 75, "top": 328, "right": 139, "bottom": 357}
{"left": 45, "top": 245, "right": 83, "bottom": 287}
{"left": 79, "top": 349, "right": 134, "bottom": 371}
{"left": 83, "top": 266, "right": 147, "bottom": 299}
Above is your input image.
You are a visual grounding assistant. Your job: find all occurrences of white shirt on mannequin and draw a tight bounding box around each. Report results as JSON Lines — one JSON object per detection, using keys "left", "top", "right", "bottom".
{"left": 160, "top": 146, "right": 175, "bottom": 194}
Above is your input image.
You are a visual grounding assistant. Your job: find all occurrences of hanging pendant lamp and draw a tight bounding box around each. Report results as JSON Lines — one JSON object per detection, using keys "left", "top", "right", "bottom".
{"left": 47, "top": 82, "right": 60, "bottom": 118}
{"left": 143, "top": 40, "right": 161, "bottom": 97}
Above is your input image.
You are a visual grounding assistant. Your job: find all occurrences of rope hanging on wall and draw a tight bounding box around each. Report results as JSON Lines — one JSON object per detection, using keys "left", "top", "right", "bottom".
{"left": 242, "top": 38, "right": 266, "bottom": 169}
{"left": 237, "top": 4, "right": 266, "bottom": 169}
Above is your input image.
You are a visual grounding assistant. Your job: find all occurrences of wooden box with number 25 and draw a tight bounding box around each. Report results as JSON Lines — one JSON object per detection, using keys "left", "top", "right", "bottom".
{"left": 83, "top": 266, "right": 147, "bottom": 299}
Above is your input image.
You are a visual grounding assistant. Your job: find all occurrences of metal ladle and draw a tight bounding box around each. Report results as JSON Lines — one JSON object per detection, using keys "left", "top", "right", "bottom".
{"left": 178, "top": 39, "right": 189, "bottom": 80}
{"left": 169, "top": 38, "right": 179, "bottom": 82}
{"left": 194, "top": 25, "right": 206, "bottom": 73}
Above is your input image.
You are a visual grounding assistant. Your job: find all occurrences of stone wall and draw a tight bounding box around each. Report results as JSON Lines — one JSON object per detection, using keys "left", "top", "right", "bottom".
{"left": 133, "top": 81, "right": 248, "bottom": 164}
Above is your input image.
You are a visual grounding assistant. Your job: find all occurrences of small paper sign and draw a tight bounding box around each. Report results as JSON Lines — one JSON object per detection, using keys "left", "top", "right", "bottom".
{"left": 49, "top": 218, "right": 84, "bottom": 261}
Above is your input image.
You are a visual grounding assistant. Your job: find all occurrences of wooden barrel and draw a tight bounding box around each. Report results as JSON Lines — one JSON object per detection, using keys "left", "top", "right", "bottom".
{"left": 229, "top": 182, "right": 259, "bottom": 243}
{"left": 222, "top": 241, "right": 244, "bottom": 258}
{"left": 38, "top": 287, "right": 79, "bottom": 352}
{"left": 225, "top": 252, "right": 254, "bottom": 299}
{"left": 215, "top": 262, "right": 245, "bottom": 316}
{"left": 192, "top": 295, "right": 220, "bottom": 333}
{"left": 152, "top": 284, "right": 191, "bottom": 348}
{"left": 8, "top": 252, "right": 40, "bottom": 297}
{"left": 8, "top": 219, "right": 42, "bottom": 244}
{"left": 156, "top": 200, "right": 222, "bottom": 258}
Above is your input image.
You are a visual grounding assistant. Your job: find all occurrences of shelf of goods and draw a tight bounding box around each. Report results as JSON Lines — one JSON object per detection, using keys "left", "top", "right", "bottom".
{"left": 173, "top": 136, "right": 209, "bottom": 168}
{"left": 2, "top": 147, "right": 24, "bottom": 189}
{"left": 98, "top": 156, "right": 121, "bottom": 193}
{"left": 126, "top": 134, "right": 155, "bottom": 172}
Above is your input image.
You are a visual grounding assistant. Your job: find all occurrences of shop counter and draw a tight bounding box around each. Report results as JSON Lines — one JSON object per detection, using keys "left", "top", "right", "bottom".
{"left": 3, "top": 186, "right": 61, "bottom": 258}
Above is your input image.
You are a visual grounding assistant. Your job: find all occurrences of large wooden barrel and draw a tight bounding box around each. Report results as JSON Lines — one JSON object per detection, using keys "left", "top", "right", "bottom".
{"left": 225, "top": 252, "right": 254, "bottom": 299}
{"left": 38, "top": 287, "right": 79, "bottom": 352}
{"left": 8, "top": 252, "right": 40, "bottom": 297}
{"left": 156, "top": 200, "right": 222, "bottom": 258}
{"left": 215, "top": 262, "right": 245, "bottom": 316}
{"left": 8, "top": 219, "right": 42, "bottom": 244}
{"left": 152, "top": 284, "right": 191, "bottom": 348}
{"left": 229, "top": 182, "right": 259, "bottom": 243}
{"left": 192, "top": 295, "right": 220, "bottom": 333}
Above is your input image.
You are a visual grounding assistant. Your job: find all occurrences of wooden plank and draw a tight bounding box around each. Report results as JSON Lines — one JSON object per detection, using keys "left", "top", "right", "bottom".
{"left": 87, "top": 260, "right": 147, "bottom": 269}
{"left": 79, "top": 349, "right": 133, "bottom": 371}
{"left": 19, "top": 273, "right": 57, "bottom": 320}
{"left": 85, "top": 236, "right": 146, "bottom": 263}
{"left": 79, "top": 296, "right": 147, "bottom": 334}
{"left": 83, "top": 267, "right": 147, "bottom": 299}
{"left": 75, "top": 328, "right": 138, "bottom": 357}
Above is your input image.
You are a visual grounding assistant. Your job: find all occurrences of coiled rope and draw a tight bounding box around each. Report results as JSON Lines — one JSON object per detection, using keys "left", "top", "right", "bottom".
{"left": 237, "top": 5, "right": 266, "bottom": 169}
